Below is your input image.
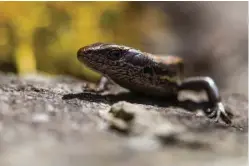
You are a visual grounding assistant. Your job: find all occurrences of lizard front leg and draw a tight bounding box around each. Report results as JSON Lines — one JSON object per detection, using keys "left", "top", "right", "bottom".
{"left": 85, "top": 76, "right": 121, "bottom": 95}
{"left": 95, "top": 76, "right": 110, "bottom": 92}
{"left": 177, "top": 76, "right": 233, "bottom": 124}
{"left": 84, "top": 76, "right": 111, "bottom": 93}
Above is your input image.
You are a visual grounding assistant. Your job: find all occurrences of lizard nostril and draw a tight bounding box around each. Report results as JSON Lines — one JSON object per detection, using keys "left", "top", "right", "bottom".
{"left": 77, "top": 47, "right": 92, "bottom": 62}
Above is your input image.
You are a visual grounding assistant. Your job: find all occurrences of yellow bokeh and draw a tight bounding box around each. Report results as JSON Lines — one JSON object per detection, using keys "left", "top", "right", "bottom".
{"left": 15, "top": 42, "right": 36, "bottom": 74}
{"left": 0, "top": 1, "right": 165, "bottom": 82}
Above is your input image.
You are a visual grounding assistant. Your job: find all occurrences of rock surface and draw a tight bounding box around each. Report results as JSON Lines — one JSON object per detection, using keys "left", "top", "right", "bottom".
{"left": 0, "top": 73, "right": 247, "bottom": 166}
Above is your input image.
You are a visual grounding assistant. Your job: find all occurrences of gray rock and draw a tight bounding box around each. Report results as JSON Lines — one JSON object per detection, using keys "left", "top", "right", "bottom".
{"left": 0, "top": 73, "right": 247, "bottom": 166}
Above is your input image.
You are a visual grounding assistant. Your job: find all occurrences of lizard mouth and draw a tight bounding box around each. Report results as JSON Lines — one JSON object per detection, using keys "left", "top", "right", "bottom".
{"left": 77, "top": 48, "right": 85, "bottom": 62}
{"left": 76, "top": 49, "right": 104, "bottom": 74}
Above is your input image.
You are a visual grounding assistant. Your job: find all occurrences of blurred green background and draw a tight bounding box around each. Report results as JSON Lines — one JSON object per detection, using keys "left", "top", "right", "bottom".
{"left": 0, "top": 1, "right": 247, "bottom": 95}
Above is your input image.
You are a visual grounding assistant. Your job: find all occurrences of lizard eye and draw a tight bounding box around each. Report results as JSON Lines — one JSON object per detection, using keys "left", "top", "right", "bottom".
{"left": 107, "top": 50, "right": 122, "bottom": 60}
{"left": 143, "top": 66, "right": 154, "bottom": 76}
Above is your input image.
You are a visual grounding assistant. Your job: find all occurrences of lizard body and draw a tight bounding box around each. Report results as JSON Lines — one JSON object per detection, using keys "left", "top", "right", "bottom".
{"left": 77, "top": 42, "right": 233, "bottom": 124}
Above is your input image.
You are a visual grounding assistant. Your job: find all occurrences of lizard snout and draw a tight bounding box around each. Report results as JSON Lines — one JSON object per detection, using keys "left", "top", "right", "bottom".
{"left": 77, "top": 45, "right": 96, "bottom": 62}
{"left": 77, "top": 43, "right": 106, "bottom": 61}
{"left": 77, "top": 48, "right": 87, "bottom": 62}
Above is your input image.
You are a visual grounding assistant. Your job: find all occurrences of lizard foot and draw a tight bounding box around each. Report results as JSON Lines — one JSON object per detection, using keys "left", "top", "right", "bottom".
{"left": 204, "top": 102, "right": 233, "bottom": 125}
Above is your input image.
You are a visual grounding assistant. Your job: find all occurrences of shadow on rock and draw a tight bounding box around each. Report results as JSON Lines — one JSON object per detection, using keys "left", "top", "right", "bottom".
{"left": 62, "top": 91, "right": 212, "bottom": 113}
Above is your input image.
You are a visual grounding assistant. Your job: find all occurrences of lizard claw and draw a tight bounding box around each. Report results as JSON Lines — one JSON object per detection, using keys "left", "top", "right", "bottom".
{"left": 205, "top": 102, "right": 233, "bottom": 125}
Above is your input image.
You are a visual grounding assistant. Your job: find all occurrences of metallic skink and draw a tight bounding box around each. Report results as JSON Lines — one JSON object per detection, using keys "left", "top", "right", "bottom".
{"left": 77, "top": 42, "right": 233, "bottom": 124}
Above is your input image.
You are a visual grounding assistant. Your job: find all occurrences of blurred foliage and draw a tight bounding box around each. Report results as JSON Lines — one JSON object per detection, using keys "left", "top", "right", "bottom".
{"left": 0, "top": 2, "right": 166, "bottom": 82}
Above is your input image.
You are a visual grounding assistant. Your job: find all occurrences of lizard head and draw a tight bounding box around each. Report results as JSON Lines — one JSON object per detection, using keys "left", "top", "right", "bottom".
{"left": 77, "top": 42, "right": 146, "bottom": 75}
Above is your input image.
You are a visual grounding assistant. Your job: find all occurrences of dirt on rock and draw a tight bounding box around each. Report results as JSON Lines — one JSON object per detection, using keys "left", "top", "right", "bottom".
{"left": 0, "top": 73, "right": 247, "bottom": 166}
